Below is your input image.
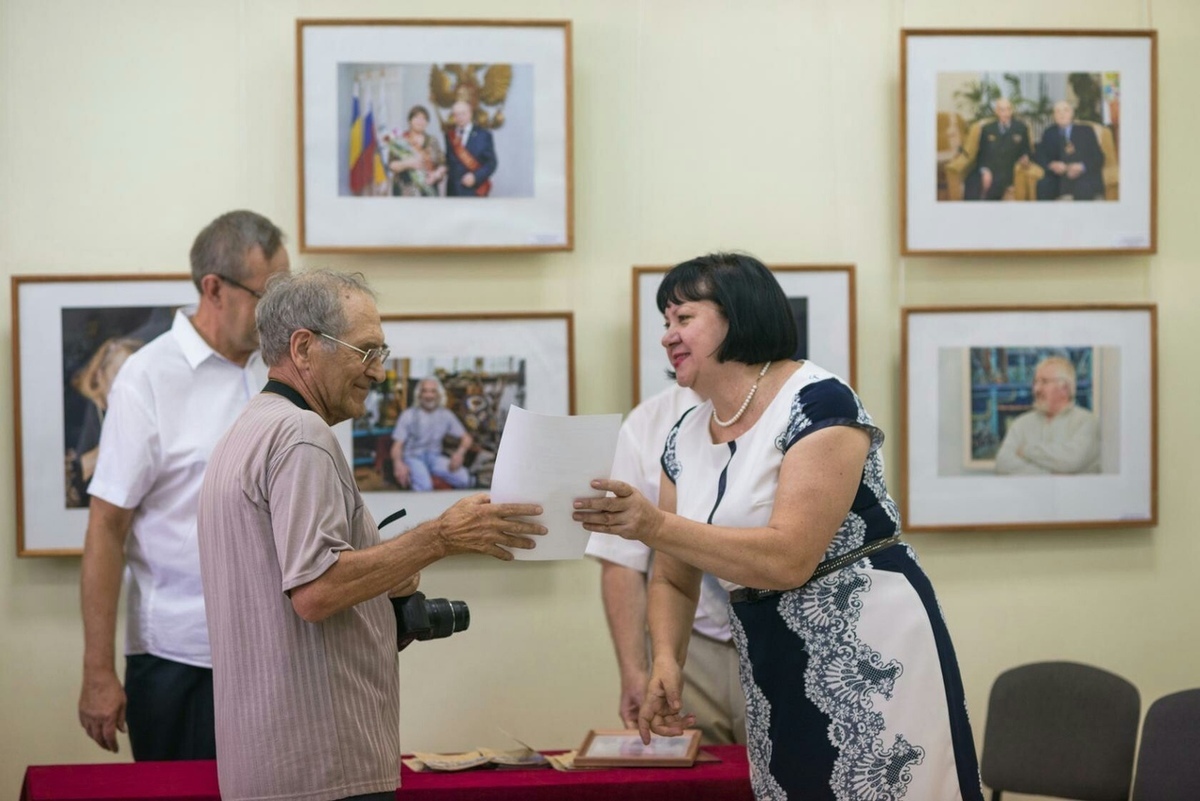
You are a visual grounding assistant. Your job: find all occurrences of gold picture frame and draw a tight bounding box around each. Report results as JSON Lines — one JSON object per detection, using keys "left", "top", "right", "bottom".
{"left": 297, "top": 19, "right": 574, "bottom": 253}
{"left": 574, "top": 729, "right": 701, "bottom": 768}
{"left": 900, "top": 304, "right": 1157, "bottom": 531}
{"left": 11, "top": 274, "right": 198, "bottom": 556}
{"left": 901, "top": 29, "right": 1157, "bottom": 255}
{"left": 339, "top": 312, "right": 575, "bottom": 530}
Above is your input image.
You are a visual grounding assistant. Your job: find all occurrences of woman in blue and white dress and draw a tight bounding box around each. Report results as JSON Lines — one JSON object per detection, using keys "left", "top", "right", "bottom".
{"left": 575, "top": 253, "right": 982, "bottom": 800}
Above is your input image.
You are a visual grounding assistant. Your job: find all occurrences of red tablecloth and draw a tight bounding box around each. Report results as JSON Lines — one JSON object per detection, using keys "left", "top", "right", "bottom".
{"left": 21, "top": 745, "right": 753, "bottom": 801}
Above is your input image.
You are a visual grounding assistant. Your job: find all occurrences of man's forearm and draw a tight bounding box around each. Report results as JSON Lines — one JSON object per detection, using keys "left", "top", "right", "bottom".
{"left": 453, "top": 434, "right": 473, "bottom": 461}
{"left": 599, "top": 561, "right": 649, "bottom": 679}
{"left": 1023, "top": 426, "right": 1100, "bottom": 473}
{"left": 289, "top": 523, "right": 446, "bottom": 623}
{"left": 80, "top": 499, "right": 134, "bottom": 674}
{"left": 994, "top": 432, "right": 1044, "bottom": 475}
{"left": 289, "top": 493, "right": 544, "bottom": 622}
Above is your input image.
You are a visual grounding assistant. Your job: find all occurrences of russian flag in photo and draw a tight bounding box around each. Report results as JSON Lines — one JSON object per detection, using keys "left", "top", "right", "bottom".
{"left": 348, "top": 88, "right": 365, "bottom": 194}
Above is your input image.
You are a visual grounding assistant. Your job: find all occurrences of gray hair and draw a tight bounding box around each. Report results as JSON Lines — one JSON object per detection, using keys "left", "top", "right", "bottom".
{"left": 1037, "top": 355, "right": 1077, "bottom": 400}
{"left": 189, "top": 210, "right": 285, "bottom": 289}
{"left": 256, "top": 269, "right": 375, "bottom": 366}
{"left": 416, "top": 375, "right": 448, "bottom": 406}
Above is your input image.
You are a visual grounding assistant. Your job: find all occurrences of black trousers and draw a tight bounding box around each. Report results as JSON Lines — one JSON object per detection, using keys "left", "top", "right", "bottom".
{"left": 124, "top": 654, "right": 216, "bottom": 761}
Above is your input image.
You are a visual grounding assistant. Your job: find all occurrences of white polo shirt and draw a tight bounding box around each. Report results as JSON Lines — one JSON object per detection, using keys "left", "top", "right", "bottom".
{"left": 585, "top": 385, "right": 732, "bottom": 642}
{"left": 89, "top": 308, "right": 267, "bottom": 668}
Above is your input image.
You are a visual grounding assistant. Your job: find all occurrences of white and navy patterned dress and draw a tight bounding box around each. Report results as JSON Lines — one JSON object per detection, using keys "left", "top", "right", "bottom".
{"left": 663, "top": 363, "right": 982, "bottom": 801}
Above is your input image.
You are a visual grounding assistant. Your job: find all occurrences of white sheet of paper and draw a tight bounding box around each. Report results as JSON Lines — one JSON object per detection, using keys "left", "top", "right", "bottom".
{"left": 488, "top": 406, "right": 622, "bottom": 561}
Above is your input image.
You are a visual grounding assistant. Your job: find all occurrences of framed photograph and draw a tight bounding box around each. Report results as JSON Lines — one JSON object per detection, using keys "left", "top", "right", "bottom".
{"left": 338, "top": 312, "right": 574, "bottom": 530}
{"left": 297, "top": 19, "right": 573, "bottom": 253}
{"left": 11, "top": 274, "right": 198, "bottom": 556}
{"left": 901, "top": 29, "right": 1156, "bottom": 255}
{"left": 632, "top": 265, "right": 856, "bottom": 404}
{"left": 901, "top": 305, "right": 1157, "bottom": 531}
{"left": 574, "top": 729, "right": 701, "bottom": 768}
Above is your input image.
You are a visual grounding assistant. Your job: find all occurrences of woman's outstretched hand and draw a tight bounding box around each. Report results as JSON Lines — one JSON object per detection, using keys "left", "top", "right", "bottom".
{"left": 573, "top": 479, "right": 664, "bottom": 543}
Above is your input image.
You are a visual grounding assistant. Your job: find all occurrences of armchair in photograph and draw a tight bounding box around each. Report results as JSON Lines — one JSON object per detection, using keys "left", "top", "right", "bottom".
{"left": 1082, "top": 120, "right": 1120, "bottom": 200}
{"left": 945, "top": 116, "right": 1044, "bottom": 201}
{"left": 936, "top": 111, "right": 965, "bottom": 200}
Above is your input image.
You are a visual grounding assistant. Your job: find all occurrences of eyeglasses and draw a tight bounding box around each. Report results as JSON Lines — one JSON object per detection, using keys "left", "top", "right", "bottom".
{"left": 216, "top": 274, "right": 264, "bottom": 300}
{"left": 313, "top": 331, "right": 390, "bottom": 365}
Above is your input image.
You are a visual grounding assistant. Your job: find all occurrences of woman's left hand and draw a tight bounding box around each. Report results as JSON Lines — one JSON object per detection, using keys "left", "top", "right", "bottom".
{"left": 573, "top": 479, "right": 663, "bottom": 543}
{"left": 637, "top": 660, "right": 695, "bottom": 744}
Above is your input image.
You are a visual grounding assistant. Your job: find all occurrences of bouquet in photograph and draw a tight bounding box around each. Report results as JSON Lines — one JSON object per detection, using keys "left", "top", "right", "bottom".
{"left": 382, "top": 129, "right": 436, "bottom": 197}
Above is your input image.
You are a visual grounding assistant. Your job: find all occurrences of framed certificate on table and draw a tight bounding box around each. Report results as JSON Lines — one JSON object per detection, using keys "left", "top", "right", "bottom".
{"left": 574, "top": 729, "right": 701, "bottom": 768}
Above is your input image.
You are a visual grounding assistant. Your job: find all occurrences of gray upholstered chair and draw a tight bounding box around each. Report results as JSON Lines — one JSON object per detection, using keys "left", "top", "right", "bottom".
{"left": 1131, "top": 688, "right": 1200, "bottom": 800}
{"left": 980, "top": 661, "right": 1140, "bottom": 801}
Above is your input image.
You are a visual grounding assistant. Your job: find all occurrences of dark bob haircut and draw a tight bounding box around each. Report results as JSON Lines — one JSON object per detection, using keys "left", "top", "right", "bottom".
{"left": 656, "top": 252, "right": 797, "bottom": 365}
{"left": 408, "top": 105, "right": 431, "bottom": 122}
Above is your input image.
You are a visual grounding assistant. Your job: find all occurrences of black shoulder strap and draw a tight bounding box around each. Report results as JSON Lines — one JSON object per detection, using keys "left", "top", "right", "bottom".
{"left": 263, "top": 379, "right": 311, "bottom": 411}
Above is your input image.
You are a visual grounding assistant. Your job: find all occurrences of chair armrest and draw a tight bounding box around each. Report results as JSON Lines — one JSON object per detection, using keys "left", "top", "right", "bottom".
{"left": 945, "top": 152, "right": 971, "bottom": 180}
{"left": 1103, "top": 163, "right": 1119, "bottom": 199}
{"left": 1012, "top": 161, "right": 1044, "bottom": 201}
{"left": 943, "top": 152, "right": 973, "bottom": 200}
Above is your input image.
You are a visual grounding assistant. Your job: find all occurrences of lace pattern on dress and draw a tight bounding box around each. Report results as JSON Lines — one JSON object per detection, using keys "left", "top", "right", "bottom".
{"left": 730, "top": 609, "right": 788, "bottom": 801}
{"left": 775, "top": 385, "right": 885, "bottom": 455}
{"left": 779, "top": 571, "right": 926, "bottom": 800}
{"left": 662, "top": 418, "right": 683, "bottom": 482}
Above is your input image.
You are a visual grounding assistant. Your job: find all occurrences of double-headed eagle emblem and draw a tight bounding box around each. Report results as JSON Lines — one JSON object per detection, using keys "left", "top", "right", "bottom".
{"left": 429, "top": 63, "right": 513, "bottom": 130}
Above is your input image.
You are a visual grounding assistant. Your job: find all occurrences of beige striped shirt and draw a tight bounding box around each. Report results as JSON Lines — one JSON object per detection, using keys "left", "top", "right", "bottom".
{"left": 198, "top": 393, "right": 399, "bottom": 801}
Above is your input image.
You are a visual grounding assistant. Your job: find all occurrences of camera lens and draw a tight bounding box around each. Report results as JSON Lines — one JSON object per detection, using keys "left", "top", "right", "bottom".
{"left": 423, "top": 598, "right": 470, "bottom": 639}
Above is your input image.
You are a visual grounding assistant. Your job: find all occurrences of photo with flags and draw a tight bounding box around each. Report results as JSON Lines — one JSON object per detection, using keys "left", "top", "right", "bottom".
{"left": 336, "top": 62, "right": 534, "bottom": 200}
{"left": 298, "top": 20, "right": 572, "bottom": 250}
{"left": 347, "top": 87, "right": 387, "bottom": 196}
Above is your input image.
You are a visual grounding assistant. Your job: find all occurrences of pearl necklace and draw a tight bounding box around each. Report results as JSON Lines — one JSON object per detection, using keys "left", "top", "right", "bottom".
{"left": 712, "top": 361, "right": 771, "bottom": 428}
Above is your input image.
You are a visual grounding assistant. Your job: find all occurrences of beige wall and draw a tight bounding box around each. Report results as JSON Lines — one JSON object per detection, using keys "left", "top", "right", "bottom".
{"left": 1, "top": 1, "right": 1196, "bottom": 798}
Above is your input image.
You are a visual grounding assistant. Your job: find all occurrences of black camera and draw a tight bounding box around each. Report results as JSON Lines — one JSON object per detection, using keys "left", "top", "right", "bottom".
{"left": 391, "top": 591, "right": 470, "bottom": 652}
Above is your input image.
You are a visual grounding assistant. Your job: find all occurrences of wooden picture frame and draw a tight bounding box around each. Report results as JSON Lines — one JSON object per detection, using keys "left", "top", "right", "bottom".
{"left": 11, "top": 274, "right": 198, "bottom": 556}
{"left": 901, "top": 29, "right": 1156, "bottom": 255}
{"left": 574, "top": 729, "right": 701, "bottom": 768}
{"left": 901, "top": 304, "right": 1157, "bottom": 531}
{"left": 296, "top": 19, "right": 573, "bottom": 253}
{"left": 337, "top": 312, "right": 574, "bottom": 531}
{"left": 632, "top": 265, "right": 856, "bottom": 405}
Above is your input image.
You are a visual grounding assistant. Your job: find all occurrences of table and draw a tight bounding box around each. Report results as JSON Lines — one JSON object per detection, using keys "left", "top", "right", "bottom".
{"left": 21, "top": 745, "right": 753, "bottom": 801}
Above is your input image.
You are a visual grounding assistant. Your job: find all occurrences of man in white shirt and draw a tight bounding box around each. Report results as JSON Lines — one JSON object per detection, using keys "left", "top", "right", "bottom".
{"left": 77, "top": 210, "right": 290, "bottom": 760}
{"left": 585, "top": 385, "right": 746, "bottom": 745}
{"left": 994, "top": 355, "right": 1102, "bottom": 475}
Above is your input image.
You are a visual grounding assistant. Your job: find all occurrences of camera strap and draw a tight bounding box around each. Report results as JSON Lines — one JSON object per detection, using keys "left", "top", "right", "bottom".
{"left": 379, "top": 508, "right": 408, "bottom": 529}
{"left": 263, "top": 379, "right": 311, "bottom": 411}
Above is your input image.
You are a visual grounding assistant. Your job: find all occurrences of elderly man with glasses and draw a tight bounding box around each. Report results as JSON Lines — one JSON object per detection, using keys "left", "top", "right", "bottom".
{"left": 196, "top": 269, "right": 545, "bottom": 801}
{"left": 79, "top": 210, "right": 290, "bottom": 761}
{"left": 994, "top": 355, "right": 1102, "bottom": 475}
